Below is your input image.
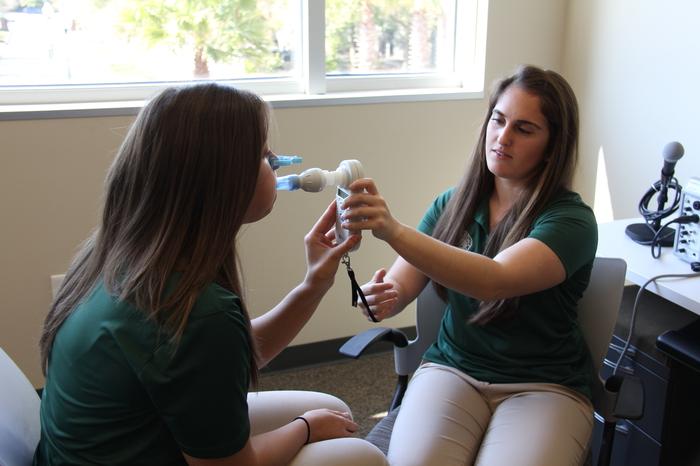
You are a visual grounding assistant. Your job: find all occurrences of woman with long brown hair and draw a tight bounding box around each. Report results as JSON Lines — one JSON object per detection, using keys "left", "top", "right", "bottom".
{"left": 342, "top": 65, "right": 597, "bottom": 465}
{"left": 35, "top": 83, "right": 387, "bottom": 466}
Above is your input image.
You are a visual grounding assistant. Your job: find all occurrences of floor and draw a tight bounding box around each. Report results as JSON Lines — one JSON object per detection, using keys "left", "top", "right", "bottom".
{"left": 259, "top": 351, "right": 397, "bottom": 438}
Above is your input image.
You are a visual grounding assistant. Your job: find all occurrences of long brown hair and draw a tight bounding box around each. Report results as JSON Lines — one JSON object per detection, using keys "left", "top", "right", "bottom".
{"left": 432, "top": 65, "right": 579, "bottom": 325}
{"left": 40, "top": 83, "right": 267, "bottom": 380}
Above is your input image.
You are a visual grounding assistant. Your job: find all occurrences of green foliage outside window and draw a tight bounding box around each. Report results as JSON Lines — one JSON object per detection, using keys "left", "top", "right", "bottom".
{"left": 326, "top": 0, "right": 445, "bottom": 74}
{"left": 0, "top": 0, "right": 449, "bottom": 82}
{"left": 119, "top": 0, "right": 283, "bottom": 77}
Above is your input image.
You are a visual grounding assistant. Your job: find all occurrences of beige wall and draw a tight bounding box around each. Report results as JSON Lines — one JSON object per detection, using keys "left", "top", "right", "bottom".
{"left": 563, "top": 0, "right": 700, "bottom": 216}
{"left": 0, "top": 0, "right": 569, "bottom": 386}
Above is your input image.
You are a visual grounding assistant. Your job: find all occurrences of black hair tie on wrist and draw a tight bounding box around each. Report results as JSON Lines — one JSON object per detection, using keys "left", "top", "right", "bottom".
{"left": 293, "top": 416, "right": 311, "bottom": 444}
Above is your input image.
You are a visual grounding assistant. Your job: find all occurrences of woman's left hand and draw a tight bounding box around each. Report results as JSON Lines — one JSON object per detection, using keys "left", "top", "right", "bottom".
{"left": 303, "top": 200, "right": 361, "bottom": 290}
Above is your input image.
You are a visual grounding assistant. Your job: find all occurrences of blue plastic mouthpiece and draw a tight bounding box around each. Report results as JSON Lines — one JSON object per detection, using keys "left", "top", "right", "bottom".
{"left": 270, "top": 155, "right": 303, "bottom": 170}
{"left": 276, "top": 175, "right": 301, "bottom": 191}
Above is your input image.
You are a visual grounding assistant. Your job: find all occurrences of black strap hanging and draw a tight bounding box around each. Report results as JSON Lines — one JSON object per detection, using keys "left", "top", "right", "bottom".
{"left": 342, "top": 253, "right": 378, "bottom": 322}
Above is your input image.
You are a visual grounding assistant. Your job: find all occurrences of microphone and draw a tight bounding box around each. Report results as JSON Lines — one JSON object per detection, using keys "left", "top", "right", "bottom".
{"left": 625, "top": 141, "right": 685, "bottom": 248}
{"left": 660, "top": 141, "right": 684, "bottom": 185}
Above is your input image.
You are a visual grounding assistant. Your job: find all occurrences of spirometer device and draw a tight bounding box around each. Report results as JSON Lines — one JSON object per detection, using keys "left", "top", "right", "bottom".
{"left": 272, "top": 156, "right": 365, "bottom": 251}
{"left": 272, "top": 155, "right": 376, "bottom": 320}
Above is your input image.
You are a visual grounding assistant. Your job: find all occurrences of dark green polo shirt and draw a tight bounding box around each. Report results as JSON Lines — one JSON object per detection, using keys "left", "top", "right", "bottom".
{"left": 35, "top": 279, "right": 252, "bottom": 465}
{"left": 420, "top": 189, "right": 598, "bottom": 399}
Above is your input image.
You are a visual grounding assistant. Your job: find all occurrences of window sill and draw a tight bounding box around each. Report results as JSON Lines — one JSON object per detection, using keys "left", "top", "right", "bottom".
{"left": 0, "top": 87, "right": 483, "bottom": 121}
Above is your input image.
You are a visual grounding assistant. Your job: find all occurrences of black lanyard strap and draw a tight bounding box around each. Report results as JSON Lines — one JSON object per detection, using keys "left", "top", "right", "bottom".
{"left": 342, "top": 253, "right": 378, "bottom": 322}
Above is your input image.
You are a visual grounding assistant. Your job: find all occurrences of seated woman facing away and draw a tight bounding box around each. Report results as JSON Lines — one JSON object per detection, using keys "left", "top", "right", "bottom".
{"left": 34, "top": 83, "right": 387, "bottom": 466}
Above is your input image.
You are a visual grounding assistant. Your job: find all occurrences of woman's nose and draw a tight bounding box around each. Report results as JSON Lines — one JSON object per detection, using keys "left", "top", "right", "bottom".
{"left": 497, "top": 125, "right": 513, "bottom": 146}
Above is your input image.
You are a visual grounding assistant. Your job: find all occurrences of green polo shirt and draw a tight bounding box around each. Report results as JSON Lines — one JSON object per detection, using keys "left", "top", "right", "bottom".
{"left": 35, "top": 279, "right": 252, "bottom": 465}
{"left": 420, "top": 189, "right": 598, "bottom": 399}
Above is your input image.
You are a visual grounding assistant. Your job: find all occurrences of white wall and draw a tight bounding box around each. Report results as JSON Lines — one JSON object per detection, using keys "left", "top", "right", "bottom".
{"left": 0, "top": 0, "right": 568, "bottom": 386}
{"left": 564, "top": 0, "right": 700, "bottom": 216}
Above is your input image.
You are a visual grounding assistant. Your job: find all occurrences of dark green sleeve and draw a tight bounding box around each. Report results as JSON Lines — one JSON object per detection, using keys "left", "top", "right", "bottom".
{"left": 528, "top": 193, "right": 598, "bottom": 278}
{"left": 140, "top": 292, "right": 252, "bottom": 459}
{"left": 417, "top": 188, "right": 454, "bottom": 235}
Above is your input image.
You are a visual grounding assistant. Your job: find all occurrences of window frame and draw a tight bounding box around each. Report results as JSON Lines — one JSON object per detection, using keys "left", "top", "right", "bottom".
{"left": 0, "top": 0, "right": 488, "bottom": 111}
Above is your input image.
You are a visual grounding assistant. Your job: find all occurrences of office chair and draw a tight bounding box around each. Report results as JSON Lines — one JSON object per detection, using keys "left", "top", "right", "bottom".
{"left": 0, "top": 347, "right": 41, "bottom": 466}
{"left": 340, "top": 257, "right": 643, "bottom": 466}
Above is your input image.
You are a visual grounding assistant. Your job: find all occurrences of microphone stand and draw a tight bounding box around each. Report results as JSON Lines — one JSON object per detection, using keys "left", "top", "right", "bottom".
{"left": 625, "top": 178, "right": 680, "bottom": 247}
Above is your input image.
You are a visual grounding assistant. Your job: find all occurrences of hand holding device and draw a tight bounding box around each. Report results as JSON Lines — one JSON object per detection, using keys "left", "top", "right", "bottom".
{"left": 335, "top": 186, "right": 358, "bottom": 251}
{"left": 277, "top": 159, "right": 365, "bottom": 251}
{"left": 275, "top": 157, "right": 375, "bottom": 320}
{"left": 302, "top": 199, "right": 362, "bottom": 289}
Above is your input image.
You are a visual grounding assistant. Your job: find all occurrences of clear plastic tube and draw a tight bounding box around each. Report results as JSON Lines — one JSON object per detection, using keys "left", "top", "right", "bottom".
{"left": 276, "top": 175, "right": 301, "bottom": 191}
{"left": 271, "top": 155, "right": 303, "bottom": 170}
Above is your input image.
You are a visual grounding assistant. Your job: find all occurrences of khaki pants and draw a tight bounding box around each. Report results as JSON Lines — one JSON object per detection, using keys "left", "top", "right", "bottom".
{"left": 248, "top": 390, "right": 388, "bottom": 466}
{"left": 387, "top": 363, "right": 593, "bottom": 466}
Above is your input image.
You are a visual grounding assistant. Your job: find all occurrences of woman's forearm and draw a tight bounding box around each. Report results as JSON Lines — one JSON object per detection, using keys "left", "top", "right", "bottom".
{"left": 251, "top": 280, "right": 330, "bottom": 367}
{"left": 248, "top": 422, "right": 308, "bottom": 466}
{"left": 386, "top": 223, "right": 565, "bottom": 301}
{"left": 386, "top": 223, "right": 504, "bottom": 300}
{"left": 184, "top": 422, "right": 307, "bottom": 466}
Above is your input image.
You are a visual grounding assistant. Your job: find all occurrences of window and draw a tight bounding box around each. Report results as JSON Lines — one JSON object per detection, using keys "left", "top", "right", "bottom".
{"left": 0, "top": 0, "right": 486, "bottom": 106}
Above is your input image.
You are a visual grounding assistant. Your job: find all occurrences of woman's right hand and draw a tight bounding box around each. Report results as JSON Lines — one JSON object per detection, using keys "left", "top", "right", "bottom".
{"left": 301, "top": 408, "right": 358, "bottom": 443}
{"left": 302, "top": 200, "right": 361, "bottom": 292}
{"left": 358, "top": 268, "right": 399, "bottom": 322}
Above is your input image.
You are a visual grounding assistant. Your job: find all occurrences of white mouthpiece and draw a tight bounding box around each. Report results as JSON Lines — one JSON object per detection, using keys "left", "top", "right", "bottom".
{"left": 297, "top": 168, "right": 327, "bottom": 192}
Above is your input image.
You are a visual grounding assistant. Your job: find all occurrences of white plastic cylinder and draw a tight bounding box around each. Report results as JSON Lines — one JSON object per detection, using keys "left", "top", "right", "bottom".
{"left": 288, "top": 160, "right": 364, "bottom": 192}
{"left": 336, "top": 160, "right": 364, "bottom": 188}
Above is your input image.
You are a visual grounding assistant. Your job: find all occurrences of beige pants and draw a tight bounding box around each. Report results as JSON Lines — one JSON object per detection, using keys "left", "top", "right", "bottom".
{"left": 386, "top": 363, "right": 593, "bottom": 466}
{"left": 248, "top": 390, "right": 388, "bottom": 466}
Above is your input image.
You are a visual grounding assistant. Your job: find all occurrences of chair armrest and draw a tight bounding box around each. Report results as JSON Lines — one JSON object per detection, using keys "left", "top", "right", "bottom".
{"left": 612, "top": 374, "right": 644, "bottom": 420}
{"left": 600, "top": 374, "right": 644, "bottom": 421}
{"left": 339, "top": 328, "right": 409, "bottom": 359}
